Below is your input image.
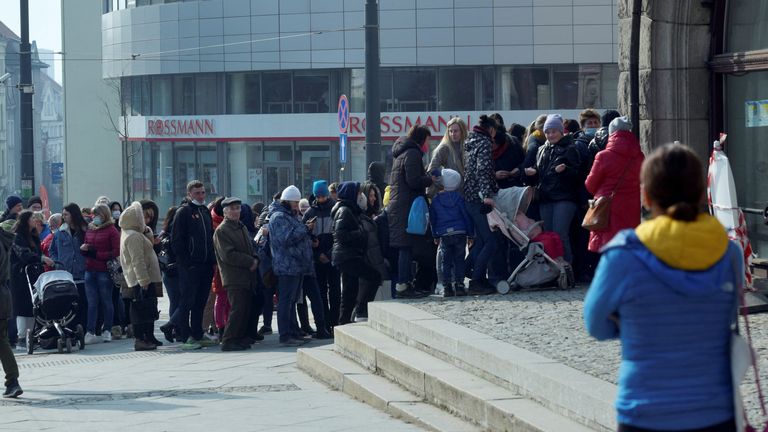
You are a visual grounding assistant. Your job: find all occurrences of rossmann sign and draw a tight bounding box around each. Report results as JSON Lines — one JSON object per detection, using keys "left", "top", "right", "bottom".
{"left": 146, "top": 118, "right": 215, "bottom": 137}
{"left": 349, "top": 114, "right": 472, "bottom": 136}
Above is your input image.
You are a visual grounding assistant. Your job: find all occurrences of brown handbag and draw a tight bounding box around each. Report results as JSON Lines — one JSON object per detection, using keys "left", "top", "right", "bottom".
{"left": 582, "top": 160, "right": 632, "bottom": 232}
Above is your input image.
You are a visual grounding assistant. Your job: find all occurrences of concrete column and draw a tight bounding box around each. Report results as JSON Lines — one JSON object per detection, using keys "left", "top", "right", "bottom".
{"left": 230, "top": 73, "right": 247, "bottom": 114}
{"left": 618, "top": 0, "right": 713, "bottom": 160}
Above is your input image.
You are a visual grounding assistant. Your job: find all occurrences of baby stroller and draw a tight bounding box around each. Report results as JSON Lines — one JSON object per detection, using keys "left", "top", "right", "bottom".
{"left": 489, "top": 187, "right": 575, "bottom": 293}
{"left": 25, "top": 264, "right": 84, "bottom": 354}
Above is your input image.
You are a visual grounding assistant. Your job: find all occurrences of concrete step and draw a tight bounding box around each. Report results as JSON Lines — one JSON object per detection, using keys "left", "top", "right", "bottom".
{"left": 368, "top": 302, "right": 616, "bottom": 432}
{"left": 297, "top": 346, "right": 481, "bottom": 432}
{"left": 332, "top": 323, "right": 595, "bottom": 432}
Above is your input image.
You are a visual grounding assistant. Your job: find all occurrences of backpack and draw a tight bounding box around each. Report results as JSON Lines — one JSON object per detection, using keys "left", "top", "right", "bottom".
{"left": 406, "top": 196, "right": 429, "bottom": 235}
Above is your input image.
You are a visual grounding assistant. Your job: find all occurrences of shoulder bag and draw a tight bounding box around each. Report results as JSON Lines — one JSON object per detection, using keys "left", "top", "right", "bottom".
{"left": 582, "top": 159, "right": 632, "bottom": 232}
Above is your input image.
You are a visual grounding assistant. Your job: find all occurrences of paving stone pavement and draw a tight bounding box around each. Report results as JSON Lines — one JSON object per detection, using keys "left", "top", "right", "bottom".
{"left": 1, "top": 297, "right": 425, "bottom": 432}
{"left": 407, "top": 286, "right": 768, "bottom": 424}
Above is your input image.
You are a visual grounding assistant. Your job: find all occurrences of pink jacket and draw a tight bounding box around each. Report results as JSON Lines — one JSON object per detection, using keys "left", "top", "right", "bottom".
{"left": 82, "top": 222, "right": 120, "bottom": 272}
{"left": 585, "top": 130, "right": 644, "bottom": 252}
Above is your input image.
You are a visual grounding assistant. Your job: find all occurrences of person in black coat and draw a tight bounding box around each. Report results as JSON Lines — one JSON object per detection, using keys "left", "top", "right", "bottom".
{"left": 0, "top": 224, "right": 21, "bottom": 398}
{"left": 332, "top": 182, "right": 382, "bottom": 325}
{"left": 386, "top": 125, "right": 434, "bottom": 299}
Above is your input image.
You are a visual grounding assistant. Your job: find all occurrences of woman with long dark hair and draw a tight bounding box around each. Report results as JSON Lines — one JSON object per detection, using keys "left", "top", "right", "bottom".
{"left": 50, "top": 203, "right": 89, "bottom": 330}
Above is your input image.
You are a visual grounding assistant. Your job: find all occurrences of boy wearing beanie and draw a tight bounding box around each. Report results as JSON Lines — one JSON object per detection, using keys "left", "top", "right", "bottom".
{"left": 429, "top": 169, "right": 474, "bottom": 297}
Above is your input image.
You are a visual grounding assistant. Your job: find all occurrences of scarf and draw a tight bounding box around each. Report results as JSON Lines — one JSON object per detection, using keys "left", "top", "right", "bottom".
{"left": 472, "top": 125, "right": 491, "bottom": 138}
{"left": 492, "top": 140, "right": 509, "bottom": 160}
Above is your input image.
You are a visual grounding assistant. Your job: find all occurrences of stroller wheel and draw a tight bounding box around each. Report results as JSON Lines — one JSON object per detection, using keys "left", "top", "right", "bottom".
{"left": 26, "top": 329, "right": 34, "bottom": 355}
{"left": 65, "top": 338, "right": 73, "bottom": 354}
{"left": 496, "top": 280, "right": 511, "bottom": 295}
{"left": 76, "top": 325, "right": 85, "bottom": 351}
{"left": 56, "top": 338, "right": 64, "bottom": 354}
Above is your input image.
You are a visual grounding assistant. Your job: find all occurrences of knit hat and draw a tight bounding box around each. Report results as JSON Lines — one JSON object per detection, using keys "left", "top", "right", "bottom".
{"left": 441, "top": 169, "right": 461, "bottom": 192}
{"left": 5, "top": 195, "right": 21, "bottom": 210}
{"left": 601, "top": 110, "right": 622, "bottom": 128}
{"left": 609, "top": 116, "right": 633, "bottom": 136}
{"left": 337, "top": 181, "right": 360, "bottom": 202}
{"left": 280, "top": 185, "right": 302, "bottom": 202}
{"left": 27, "top": 195, "right": 43, "bottom": 208}
{"left": 543, "top": 114, "right": 564, "bottom": 133}
{"left": 312, "top": 180, "right": 329, "bottom": 197}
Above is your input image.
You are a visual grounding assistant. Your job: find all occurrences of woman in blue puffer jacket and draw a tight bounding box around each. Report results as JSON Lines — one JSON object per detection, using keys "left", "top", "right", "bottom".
{"left": 49, "top": 203, "right": 89, "bottom": 329}
{"left": 584, "top": 143, "right": 739, "bottom": 432}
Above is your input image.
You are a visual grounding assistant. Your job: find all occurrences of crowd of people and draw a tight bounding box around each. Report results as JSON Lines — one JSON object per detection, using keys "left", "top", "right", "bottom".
{"left": 0, "top": 108, "right": 748, "bottom": 432}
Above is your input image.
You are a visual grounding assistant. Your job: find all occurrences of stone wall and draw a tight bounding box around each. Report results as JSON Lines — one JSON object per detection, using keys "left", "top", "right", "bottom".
{"left": 617, "top": 0, "right": 713, "bottom": 160}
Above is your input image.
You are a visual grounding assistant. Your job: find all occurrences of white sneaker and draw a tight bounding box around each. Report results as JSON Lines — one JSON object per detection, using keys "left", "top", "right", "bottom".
{"left": 84, "top": 332, "right": 102, "bottom": 345}
{"left": 102, "top": 330, "right": 112, "bottom": 342}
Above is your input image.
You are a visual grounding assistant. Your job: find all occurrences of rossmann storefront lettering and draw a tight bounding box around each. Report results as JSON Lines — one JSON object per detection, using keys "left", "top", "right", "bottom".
{"left": 349, "top": 114, "right": 473, "bottom": 136}
{"left": 146, "top": 118, "right": 215, "bottom": 137}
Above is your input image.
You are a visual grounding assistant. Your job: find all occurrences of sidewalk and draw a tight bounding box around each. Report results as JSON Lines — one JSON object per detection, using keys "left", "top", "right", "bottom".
{"left": 0, "top": 297, "right": 424, "bottom": 432}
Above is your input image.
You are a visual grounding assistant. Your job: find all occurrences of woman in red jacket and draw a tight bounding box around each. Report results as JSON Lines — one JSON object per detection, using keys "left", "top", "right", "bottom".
{"left": 81, "top": 204, "right": 120, "bottom": 344}
{"left": 585, "top": 117, "right": 644, "bottom": 252}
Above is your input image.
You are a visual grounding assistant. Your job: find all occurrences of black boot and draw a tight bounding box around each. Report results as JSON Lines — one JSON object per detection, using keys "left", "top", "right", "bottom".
{"left": 3, "top": 379, "right": 23, "bottom": 398}
{"left": 147, "top": 323, "right": 163, "bottom": 346}
{"left": 468, "top": 278, "right": 496, "bottom": 296}
{"left": 159, "top": 323, "right": 175, "bottom": 343}
{"left": 454, "top": 283, "right": 467, "bottom": 297}
{"left": 443, "top": 283, "right": 455, "bottom": 298}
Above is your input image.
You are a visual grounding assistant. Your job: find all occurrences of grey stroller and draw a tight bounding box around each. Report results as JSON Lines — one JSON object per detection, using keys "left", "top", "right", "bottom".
{"left": 26, "top": 266, "right": 85, "bottom": 354}
{"left": 489, "top": 187, "right": 575, "bottom": 293}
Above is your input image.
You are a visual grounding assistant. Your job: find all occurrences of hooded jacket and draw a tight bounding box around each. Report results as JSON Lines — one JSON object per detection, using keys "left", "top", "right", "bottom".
{"left": 0, "top": 229, "right": 15, "bottom": 319}
{"left": 429, "top": 191, "right": 474, "bottom": 238}
{"left": 463, "top": 128, "right": 498, "bottom": 203}
{"left": 367, "top": 161, "right": 388, "bottom": 200}
{"left": 119, "top": 202, "right": 162, "bottom": 290}
{"left": 585, "top": 130, "right": 644, "bottom": 252}
{"left": 584, "top": 215, "right": 738, "bottom": 430}
{"left": 387, "top": 137, "right": 432, "bottom": 248}
{"left": 303, "top": 197, "right": 335, "bottom": 262}
{"left": 269, "top": 203, "right": 314, "bottom": 277}
{"left": 82, "top": 219, "right": 120, "bottom": 272}
{"left": 49, "top": 223, "right": 87, "bottom": 281}
{"left": 171, "top": 201, "right": 215, "bottom": 267}
{"left": 331, "top": 182, "right": 367, "bottom": 267}
{"left": 535, "top": 134, "right": 581, "bottom": 203}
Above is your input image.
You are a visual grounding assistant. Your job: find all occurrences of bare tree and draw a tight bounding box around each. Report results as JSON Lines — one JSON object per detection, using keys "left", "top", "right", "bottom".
{"left": 102, "top": 77, "right": 139, "bottom": 204}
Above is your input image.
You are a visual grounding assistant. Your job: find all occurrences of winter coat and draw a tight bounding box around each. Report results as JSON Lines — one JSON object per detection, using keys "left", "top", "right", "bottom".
{"left": 360, "top": 214, "right": 387, "bottom": 279}
{"left": 463, "top": 128, "right": 498, "bottom": 204}
{"left": 82, "top": 221, "right": 120, "bottom": 273}
{"left": 588, "top": 126, "right": 610, "bottom": 161}
{"left": 214, "top": 218, "right": 257, "bottom": 288}
{"left": 584, "top": 215, "right": 737, "bottom": 430}
{"left": 0, "top": 229, "right": 15, "bottom": 319}
{"left": 171, "top": 201, "right": 215, "bottom": 268}
{"left": 269, "top": 203, "right": 314, "bottom": 277}
{"left": 493, "top": 135, "right": 525, "bottom": 189}
{"left": 119, "top": 203, "right": 162, "bottom": 291}
{"left": 303, "top": 198, "right": 335, "bottom": 262}
{"left": 387, "top": 137, "right": 432, "bottom": 248}
{"left": 367, "top": 161, "right": 388, "bottom": 201}
{"left": 331, "top": 199, "right": 367, "bottom": 266}
{"left": 10, "top": 232, "right": 43, "bottom": 317}
{"left": 427, "top": 139, "right": 465, "bottom": 197}
{"left": 49, "top": 223, "right": 87, "bottom": 281}
{"left": 522, "top": 131, "right": 545, "bottom": 186}
{"left": 535, "top": 134, "right": 581, "bottom": 203}
{"left": 429, "top": 191, "right": 474, "bottom": 238}
{"left": 585, "top": 130, "right": 644, "bottom": 252}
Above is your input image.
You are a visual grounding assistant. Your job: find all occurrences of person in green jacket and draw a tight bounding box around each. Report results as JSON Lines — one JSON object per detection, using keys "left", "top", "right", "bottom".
{"left": 213, "top": 197, "right": 263, "bottom": 352}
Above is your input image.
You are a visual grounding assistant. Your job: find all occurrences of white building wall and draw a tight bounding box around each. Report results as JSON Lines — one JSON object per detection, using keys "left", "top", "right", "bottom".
{"left": 62, "top": 0, "right": 124, "bottom": 206}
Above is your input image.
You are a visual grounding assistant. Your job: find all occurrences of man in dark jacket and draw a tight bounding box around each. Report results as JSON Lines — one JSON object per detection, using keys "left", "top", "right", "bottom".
{"left": 162, "top": 180, "right": 216, "bottom": 350}
{"left": 387, "top": 125, "right": 434, "bottom": 299}
{"left": 367, "top": 162, "right": 388, "bottom": 200}
{"left": 588, "top": 109, "right": 622, "bottom": 161}
{"left": 332, "top": 182, "right": 382, "bottom": 324}
{"left": 0, "top": 228, "right": 20, "bottom": 398}
{"left": 213, "top": 197, "right": 262, "bottom": 351}
{"left": 303, "top": 180, "right": 340, "bottom": 328}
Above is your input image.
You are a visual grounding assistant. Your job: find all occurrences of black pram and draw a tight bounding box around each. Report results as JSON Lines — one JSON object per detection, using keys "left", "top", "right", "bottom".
{"left": 25, "top": 266, "right": 85, "bottom": 354}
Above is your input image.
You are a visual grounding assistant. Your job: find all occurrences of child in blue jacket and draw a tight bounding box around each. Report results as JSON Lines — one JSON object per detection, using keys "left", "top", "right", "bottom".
{"left": 429, "top": 169, "right": 473, "bottom": 297}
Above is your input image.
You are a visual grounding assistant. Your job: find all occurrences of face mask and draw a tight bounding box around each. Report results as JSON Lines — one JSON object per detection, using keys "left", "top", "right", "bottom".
{"left": 112, "top": 211, "right": 121, "bottom": 219}
{"left": 357, "top": 193, "right": 368, "bottom": 211}
{"left": 192, "top": 199, "right": 205, "bottom": 206}
{"left": 584, "top": 128, "right": 597, "bottom": 136}
{"left": 92, "top": 216, "right": 102, "bottom": 226}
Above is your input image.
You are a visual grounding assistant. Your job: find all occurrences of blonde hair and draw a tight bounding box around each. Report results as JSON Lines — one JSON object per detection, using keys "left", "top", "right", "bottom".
{"left": 30, "top": 212, "right": 45, "bottom": 224}
{"left": 440, "top": 117, "right": 467, "bottom": 146}
{"left": 91, "top": 204, "right": 114, "bottom": 225}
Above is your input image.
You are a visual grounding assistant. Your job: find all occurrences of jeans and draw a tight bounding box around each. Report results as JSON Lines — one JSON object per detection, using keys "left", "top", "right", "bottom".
{"left": 466, "top": 202, "right": 499, "bottom": 281}
{"left": 540, "top": 201, "right": 578, "bottom": 263}
{"left": 277, "top": 275, "right": 302, "bottom": 342}
{"left": 397, "top": 247, "right": 413, "bottom": 284}
{"left": 163, "top": 272, "right": 181, "bottom": 318}
{"left": 0, "top": 318, "right": 19, "bottom": 387}
{"left": 315, "top": 262, "right": 340, "bottom": 328}
{"left": 489, "top": 232, "right": 511, "bottom": 282}
{"left": 261, "top": 276, "right": 276, "bottom": 330}
{"left": 301, "top": 276, "right": 327, "bottom": 333}
{"left": 439, "top": 235, "right": 467, "bottom": 284}
{"left": 85, "top": 271, "right": 114, "bottom": 334}
{"left": 169, "top": 264, "right": 214, "bottom": 341}
{"left": 338, "top": 259, "right": 382, "bottom": 324}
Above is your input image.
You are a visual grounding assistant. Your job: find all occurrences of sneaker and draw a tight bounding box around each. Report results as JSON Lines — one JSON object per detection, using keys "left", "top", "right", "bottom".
{"left": 443, "top": 283, "right": 455, "bottom": 298}
{"left": 159, "top": 324, "right": 175, "bottom": 343}
{"left": 2, "top": 379, "right": 22, "bottom": 399}
{"left": 180, "top": 337, "right": 202, "bottom": 350}
{"left": 198, "top": 335, "right": 219, "bottom": 347}
{"left": 110, "top": 326, "right": 123, "bottom": 340}
{"left": 102, "top": 330, "right": 112, "bottom": 342}
{"left": 467, "top": 279, "right": 496, "bottom": 296}
{"left": 15, "top": 340, "right": 26, "bottom": 351}
{"left": 257, "top": 326, "right": 273, "bottom": 336}
{"left": 454, "top": 283, "right": 467, "bottom": 297}
{"left": 134, "top": 339, "right": 157, "bottom": 351}
{"left": 84, "top": 332, "right": 102, "bottom": 345}
{"left": 125, "top": 325, "right": 134, "bottom": 339}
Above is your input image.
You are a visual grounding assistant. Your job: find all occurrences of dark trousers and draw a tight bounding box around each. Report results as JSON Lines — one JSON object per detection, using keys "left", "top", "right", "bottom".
{"left": 302, "top": 276, "right": 327, "bottom": 333}
{"left": 339, "top": 259, "right": 381, "bottom": 325}
{"left": 466, "top": 202, "right": 499, "bottom": 281}
{"left": 72, "top": 282, "right": 87, "bottom": 330}
{"left": 0, "top": 318, "right": 19, "bottom": 387}
{"left": 618, "top": 419, "right": 736, "bottom": 432}
{"left": 169, "top": 264, "right": 214, "bottom": 341}
{"left": 439, "top": 235, "right": 467, "bottom": 284}
{"left": 261, "top": 273, "right": 276, "bottom": 330}
{"left": 222, "top": 286, "right": 259, "bottom": 345}
{"left": 315, "top": 262, "right": 340, "bottom": 328}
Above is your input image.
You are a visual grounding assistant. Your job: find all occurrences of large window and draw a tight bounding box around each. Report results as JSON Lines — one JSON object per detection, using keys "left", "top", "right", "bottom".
{"left": 173, "top": 75, "right": 195, "bottom": 115}
{"left": 151, "top": 77, "right": 172, "bottom": 115}
{"left": 500, "top": 66, "right": 550, "bottom": 110}
{"left": 195, "top": 75, "right": 222, "bottom": 115}
{"left": 262, "top": 72, "right": 292, "bottom": 114}
{"left": 393, "top": 69, "right": 437, "bottom": 112}
{"left": 438, "top": 69, "right": 475, "bottom": 111}
{"left": 226, "top": 73, "right": 260, "bottom": 114}
{"left": 727, "top": 0, "right": 768, "bottom": 52}
{"left": 293, "top": 72, "right": 330, "bottom": 113}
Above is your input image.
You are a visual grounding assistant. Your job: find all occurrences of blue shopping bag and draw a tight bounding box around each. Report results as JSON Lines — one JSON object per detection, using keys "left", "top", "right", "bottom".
{"left": 406, "top": 196, "right": 429, "bottom": 235}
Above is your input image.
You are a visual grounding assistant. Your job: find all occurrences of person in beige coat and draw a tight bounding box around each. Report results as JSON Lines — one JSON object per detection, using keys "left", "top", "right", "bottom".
{"left": 119, "top": 202, "right": 162, "bottom": 351}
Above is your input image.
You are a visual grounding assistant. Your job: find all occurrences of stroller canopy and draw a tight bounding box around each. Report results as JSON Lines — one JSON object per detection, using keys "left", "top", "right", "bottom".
{"left": 34, "top": 270, "right": 75, "bottom": 292}
{"left": 495, "top": 187, "right": 534, "bottom": 220}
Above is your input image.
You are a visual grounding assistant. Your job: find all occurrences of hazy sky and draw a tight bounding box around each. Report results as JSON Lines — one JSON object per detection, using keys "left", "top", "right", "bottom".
{"left": 0, "top": 1, "right": 62, "bottom": 83}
